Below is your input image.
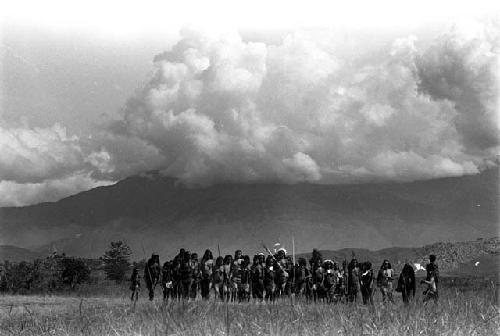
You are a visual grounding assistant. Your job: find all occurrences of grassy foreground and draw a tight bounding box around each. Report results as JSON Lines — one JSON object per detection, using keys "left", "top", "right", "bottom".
{"left": 0, "top": 286, "right": 499, "bottom": 336}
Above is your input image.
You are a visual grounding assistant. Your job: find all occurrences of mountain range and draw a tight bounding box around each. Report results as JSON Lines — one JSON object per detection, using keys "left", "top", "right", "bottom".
{"left": 0, "top": 168, "right": 498, "bottom": 261}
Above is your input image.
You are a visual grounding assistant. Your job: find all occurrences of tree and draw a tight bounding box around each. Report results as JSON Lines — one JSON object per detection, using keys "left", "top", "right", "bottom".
{"left": 7, "top": 261, "right": 34, "bottom": 294}
{"left": 60, "top": 257, "right": 91, "bottom": 288}
{"left": 102, "top": 241, "right": 132, "bottom": 282}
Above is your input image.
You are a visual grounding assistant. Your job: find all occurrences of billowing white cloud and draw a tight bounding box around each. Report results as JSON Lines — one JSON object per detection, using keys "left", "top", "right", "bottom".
{"left": 417, "top": 23, "right": 499, "bottom": 154}
{"left": 105, "top": 25, "right": 498, "bottom": 185}
{"left": 0, "top": 173, "right": 112, "bottom": 207}
{"left": 0, "top": 122, "right": 116, "bottom": 181}
{"left": 0, "top": 123, "right": 115, "bottom": 206}
{"left": 0, "top": 123, "right": 83, "bottom": 183}
{"left": 0, "top": 23, "right": 498, "bottom": 206}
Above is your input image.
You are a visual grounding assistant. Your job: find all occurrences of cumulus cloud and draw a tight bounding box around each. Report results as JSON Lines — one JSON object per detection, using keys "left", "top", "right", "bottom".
{"left": 1, "top": 23, "right": 498, "bottom": 206}
{"left": 0, "top": 122, "right": 118, "bottom": 181}
{"left": 0, "top": 173, "right": 112, "bottom": 207}
{"left": 417, "top": 23, "right": 499, "bottom": 154}
{"left": 0, "top": 123, "right": 83, "bottom": 183}
{"left": 0, "top": 122, "right": 115, "bottom": 206}
{"left": 105, "top": 25, "right": 498, "bottom": 185}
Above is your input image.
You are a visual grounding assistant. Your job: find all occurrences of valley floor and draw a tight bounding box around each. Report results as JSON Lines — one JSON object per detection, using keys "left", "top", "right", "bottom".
{"left": 0, "top": 285, "right": 499, "bottom": 336}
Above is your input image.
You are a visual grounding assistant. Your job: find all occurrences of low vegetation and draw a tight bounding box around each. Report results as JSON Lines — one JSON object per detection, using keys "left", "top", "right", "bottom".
{"left": 0, "top": 282, "right": 498, "bottom": 336}
{"left": 1, "top": 238, "right": 498, "bottom": 335}
{"left": 0, "top": 255, "right": 92, "bottom": 294}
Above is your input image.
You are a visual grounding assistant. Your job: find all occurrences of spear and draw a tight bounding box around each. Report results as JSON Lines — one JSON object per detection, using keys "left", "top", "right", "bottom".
{"left": 262, "top": 242, "right": 286, "bottom": 272}
{"left": 141, "top": 242, "right": 155, "bottom": 289}
{"left": 344, "top": 257, "right": 349, "bottom": 299}
{"left": 262, "top": 242, "right": 277, "bottom": 261}
{"left": 292, "top": 236, "right": 296, "bottom": 304}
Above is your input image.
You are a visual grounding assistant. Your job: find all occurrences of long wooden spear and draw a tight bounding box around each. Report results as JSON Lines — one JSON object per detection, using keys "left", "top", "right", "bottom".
{"left": 292, "top": 236, "right": 296, "bottom": 305}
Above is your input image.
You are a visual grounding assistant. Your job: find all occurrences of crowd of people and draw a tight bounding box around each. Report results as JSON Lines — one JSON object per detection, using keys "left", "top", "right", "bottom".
{"left": 130, "top": 248, "right": 440, "bottom": 305}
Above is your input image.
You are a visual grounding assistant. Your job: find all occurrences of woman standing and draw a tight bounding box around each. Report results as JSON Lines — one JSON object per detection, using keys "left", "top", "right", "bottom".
{"left": 377, "top": 259, "right": 394, "bottom": 303}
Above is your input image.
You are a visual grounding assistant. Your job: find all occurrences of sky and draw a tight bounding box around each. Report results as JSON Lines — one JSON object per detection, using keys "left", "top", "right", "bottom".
{"left": 0, "top": 0, "right": 498, "bottom": 206}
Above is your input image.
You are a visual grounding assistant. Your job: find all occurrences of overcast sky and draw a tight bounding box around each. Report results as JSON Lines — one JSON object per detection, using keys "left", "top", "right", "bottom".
{"left": 0, "top": 0, "right": 498, "bottom": 206}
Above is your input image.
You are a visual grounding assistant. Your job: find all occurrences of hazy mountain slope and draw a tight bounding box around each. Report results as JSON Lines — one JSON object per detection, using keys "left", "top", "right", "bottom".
{"left": 297, "top": 237, "right": 499, "bottom": 277}
{"left": 0, "top": 169, "right": 497, "bottom": 258}
{"left": 448, "top": 254, "right": 499, "bottom": 278}
{"left": 0, "top": 245, "right": 42, "bottom": 262}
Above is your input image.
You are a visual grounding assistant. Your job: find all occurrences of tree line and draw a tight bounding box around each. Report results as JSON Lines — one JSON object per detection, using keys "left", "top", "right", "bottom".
{"left": 0, "top": 241, "right": 135, "bottom": 294}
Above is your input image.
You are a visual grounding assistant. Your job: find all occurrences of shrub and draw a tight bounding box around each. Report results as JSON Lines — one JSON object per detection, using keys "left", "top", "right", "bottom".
{"left": 0, "top": 254, "right": 92, "bottom": 293}
{"left": 102, "top": 241, "right": 132, "bottom": 283}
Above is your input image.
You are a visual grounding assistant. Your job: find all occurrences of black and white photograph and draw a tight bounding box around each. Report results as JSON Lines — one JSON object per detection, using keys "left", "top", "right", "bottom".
{"left": 0, "top": 0, "right": 499, "bottom": 335}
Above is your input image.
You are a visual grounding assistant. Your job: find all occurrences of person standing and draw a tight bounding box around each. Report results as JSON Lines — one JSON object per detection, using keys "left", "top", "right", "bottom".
{"left": 423, "top": 254, "right": 439, "bottom": 303}
{"left": 397, "top": 261, "right": 416, "bottom": 304}
{"left": 200, "top": 249, "right": 214, "bottom": 300}
{"left": 347, "top": 258, "right": 361, "bottom": 303}
{"left": 179, "top": 251, "right": 192, "bottom": 299}
{"left": 189, "top": 253, "right": 201, "bottom": 300}
{"left": 161, "top": 261, "right": 173, "bottom": 301}
{"left": 252, "top": 254, "right": 265, "bottom": 301}
{"left": 359, "top": 261, "right": 374, "bottom": 305}
{"left": 312, "top": 259, "right": 325, "bottom": 302}
{"left": 144, "top": 253, "right": 161, "bottom": 301}
{"left": 377, "top": 259, "right": 394, "bottom": 303}
{"left": 239, "top": 256, "right": 252, "bottom": 302}
{"left": 231, "top": 250, "right": 243, "bottom": 302}
{"left": 222, "top": 255, "right": 233, "bottom": 302}
{"left": 264, "top": 256, "right": 276, "bottom": 302}
{"left": 212, "top": 256, "right": 225, "bottom": 300}
{"left": 130, "top": 265, "right": 141, "bottom": 302}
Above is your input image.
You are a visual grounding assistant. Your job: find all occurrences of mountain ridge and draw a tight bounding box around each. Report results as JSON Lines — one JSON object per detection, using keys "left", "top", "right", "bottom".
{"left": 0, "top": 168, "right": 497, "bottom": 258}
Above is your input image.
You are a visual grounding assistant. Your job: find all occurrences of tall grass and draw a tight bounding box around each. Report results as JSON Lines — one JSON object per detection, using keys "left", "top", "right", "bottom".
{"left": 0, "top": 286, "right": 498, "bottom": 336}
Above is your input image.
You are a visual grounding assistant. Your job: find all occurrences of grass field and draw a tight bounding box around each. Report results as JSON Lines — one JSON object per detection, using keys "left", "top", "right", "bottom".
{"left": 1, "top": 284, "right": 499, "bottom": 336}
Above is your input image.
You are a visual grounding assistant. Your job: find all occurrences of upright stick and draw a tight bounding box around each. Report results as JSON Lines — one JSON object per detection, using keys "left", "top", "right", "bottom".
{"left": 292, "top": 236, "right": 296, "bottom": 305}
{"left": 141, "top": 242, "right": 155, "bottom": 290}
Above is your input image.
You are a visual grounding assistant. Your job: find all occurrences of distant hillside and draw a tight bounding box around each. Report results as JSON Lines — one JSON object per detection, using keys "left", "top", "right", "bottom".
{"left": 0, "top": 245, "right": 41, "bottom": 262}
{"left": 0, "top": 168, "right": 497, "bottom": 259}
{"left": 420, "top": 237, "right": 500, "bottom": 271}
{"left": 297, "top": 237, "right": 500, "bottom": 277}
{"left": 447, "top": 254, "right": 499, "bottom": 278}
